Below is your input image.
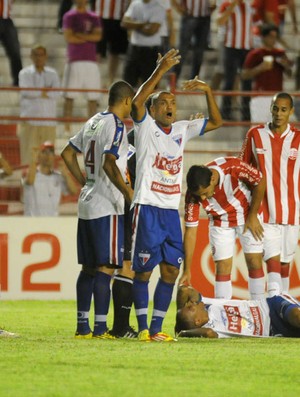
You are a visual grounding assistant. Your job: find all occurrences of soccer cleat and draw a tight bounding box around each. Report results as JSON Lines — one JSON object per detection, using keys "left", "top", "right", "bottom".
{"left": 0, "top": 329, "right": 19, "bottom": 338}
{"left": 74, "top": 331, "right": 93, "bottom": 339}
{"left": 138, "top": 329, "right": 151, "bottom": 342}
{"left": 150, "top": 332, "right": 177, "bottom": 342}
{"left": 93, "top": 331, "right": 116, "bottom": 340}
{"left": 109, "top": 326, "right": 138, "bottom": 339}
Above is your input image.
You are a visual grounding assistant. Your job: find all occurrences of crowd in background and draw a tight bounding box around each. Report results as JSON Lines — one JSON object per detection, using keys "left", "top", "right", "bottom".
{"left": 0, "top": 0, "right": 299, "bottom": 217}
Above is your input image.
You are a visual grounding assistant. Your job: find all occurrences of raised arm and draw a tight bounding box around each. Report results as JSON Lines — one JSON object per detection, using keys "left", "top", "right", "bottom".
{"left": 182, "top": 77, "right": 223, "bottom": 132}
{"left": 131, "top": 49, "right": 181, "bottom": 121}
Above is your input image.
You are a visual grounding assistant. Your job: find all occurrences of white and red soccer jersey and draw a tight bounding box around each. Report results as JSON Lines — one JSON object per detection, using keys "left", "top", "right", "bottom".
{"left": 181, "top": 0, "right": 211, "bottom": 17}
{"left": 185, "top": 157, "right": 263, "bottom": 228}
{"left": 70, "top": 112, "right": 128, "bottom": 220}
{"left": 201, "top": 297, "right": 271, "bottom": 337}
{"left": 94, "top": 0, "right": 129, "bottom": 20}
{"left": 133, "top": 112, "right": 208, "bottom": 210}
{"left": 218, "top": 1, "right": 254, "bottom": 49}
{"left": 0, "top": 0, "right": 11, "bottom": 18}
{"left": 240, "top": 123, "right": 300, "bottom": 225}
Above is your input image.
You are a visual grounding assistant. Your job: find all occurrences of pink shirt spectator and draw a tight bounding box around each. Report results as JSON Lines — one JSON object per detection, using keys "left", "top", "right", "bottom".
{"left": 63, "top": 9, "right": 101, "bottom": 62}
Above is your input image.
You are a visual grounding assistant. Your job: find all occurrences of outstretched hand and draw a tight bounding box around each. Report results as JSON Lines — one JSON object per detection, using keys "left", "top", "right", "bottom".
{"left": 182, "top": 76, "right": 211, "bottom": 92}
{"left": 156, "top": 49, "right": 181, "bottom": 73}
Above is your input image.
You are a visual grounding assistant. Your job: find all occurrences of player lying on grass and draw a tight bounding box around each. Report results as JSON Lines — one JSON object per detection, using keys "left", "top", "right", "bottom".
{"left": 175, "top": 285, "right": 300, "bottom": 338}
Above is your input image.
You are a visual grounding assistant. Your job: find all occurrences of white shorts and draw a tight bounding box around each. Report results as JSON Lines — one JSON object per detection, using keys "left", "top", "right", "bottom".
{"left": 250, "top": 96, "right": 272, "bottom": 123}
{"left": 209, "top": 225, "right": 263, "bottom": 261}
{"left": 263, "top": 223, "right": 299, "bottom": 263}
{"left": 62, "top": 61, "right": 101, "bottom": 101}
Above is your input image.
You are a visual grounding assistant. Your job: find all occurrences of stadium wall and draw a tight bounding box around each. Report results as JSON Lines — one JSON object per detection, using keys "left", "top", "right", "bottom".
{"left": 0, "top": 218, "right": 299, "bottom": 300}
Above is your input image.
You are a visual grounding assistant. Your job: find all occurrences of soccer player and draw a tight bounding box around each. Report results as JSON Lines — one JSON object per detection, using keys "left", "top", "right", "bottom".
{"left": 61, "top": 80, "right": 135, "bottom": 339}
{"left": 130, "top": 49, "right": 223, "bottom": 342}
{"left": 182, "top": 157, "right": 266, "bottom": 300}
{"left": 239, "top": 92, "right": 300, "bottom": 297}
{"left": 175, "top": 284, "right": 300, "bottom": 338}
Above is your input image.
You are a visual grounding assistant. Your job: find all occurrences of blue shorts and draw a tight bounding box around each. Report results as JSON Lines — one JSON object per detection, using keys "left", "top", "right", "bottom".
{"left": 131, "top": 204, "right": 184, "bottom": 272}
{"left": 267, "top": 294, "right": 300, "bottom": 337}
{"left": 77, "top": 215, "right": 124, "bottom": 268}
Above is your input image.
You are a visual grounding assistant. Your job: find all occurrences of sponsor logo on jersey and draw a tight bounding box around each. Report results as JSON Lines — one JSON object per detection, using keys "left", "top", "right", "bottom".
{"left": 151, "top": 182, "right": 180, "bottom": 194}
{"left": 152, "top": 154, "right": 182, "bottom": 175}
{"left": 288, "top": 148, "right": 298, "bottom": 160}
{"left": 224, "top": 305, "right": 242, "bottom": 333}
{"left": 138, "top": 252, "right": 150, "bottom": 266}
{"left": 250, "top": 306, "right": 263, "bottom": 335}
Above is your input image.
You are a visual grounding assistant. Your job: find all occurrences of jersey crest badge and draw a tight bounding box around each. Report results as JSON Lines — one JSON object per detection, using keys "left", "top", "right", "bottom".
{"left": 138, "top": 252, "right": 150, "bottom": 266}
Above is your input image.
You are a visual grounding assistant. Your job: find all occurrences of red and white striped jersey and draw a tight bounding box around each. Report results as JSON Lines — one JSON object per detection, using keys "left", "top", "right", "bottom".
{"left": 0, "top": 0, "right": 11, "bottom": 18}
{"left": 181, "top": 0, "right": 211, "bottom": 17}
{"left": 219, "top": 1, "right": 254, "bottom": 49}
{"left": 94, "top": 0, "right": 129, "bottom": 20}
{"left": 185, "top": 157, "right": 263, "bottom": 228}
{"left": 239, "top": 123, "right": 300, "bottom": 225}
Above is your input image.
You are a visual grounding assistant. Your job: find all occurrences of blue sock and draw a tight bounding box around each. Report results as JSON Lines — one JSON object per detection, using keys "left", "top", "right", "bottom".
{"left": 133, "top": 278, "right": 149, "bottom": 332}
{"left": 150, "top": 278, "right": 175, "bottom": 335}
{"left": 76, "top": 270, "right": 95, "bottom": 334}
{"left": 93, "top": 271, "right": 112, "bottom": 336}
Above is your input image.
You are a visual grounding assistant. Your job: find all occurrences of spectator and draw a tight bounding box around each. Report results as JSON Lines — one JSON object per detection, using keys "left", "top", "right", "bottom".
{"left": 217, "top": 0, "right": 254, "bottom": 121}
{"left": 252, "top": 0, "right": 290, "bottom": 48}
{"left": 175, "top": 284, "right": 300, "bottom": 338}
{"left": 160, "top": 0, "right": 175, "bottom": 54}
{"left": 0, "top": 152, "right": 13, "bottom": 178}
{"left": 62, "top": 0, "right": 102, "bottom": 134}
{"left": 211, "top": 0, "right": 226, "bottom": 90}
{"left": 61, "top": 80, "right": 135, "bottom": 339}
{"left": 121, "top": 0, "right": 165, "bottom": 88}
{"left": 239, "top": 92, "right": 300, "bottom": 296}
{"left": 18, "top": 44, "right": 61, "bottom": 166}
{"left": 0, "top": 0, "right": 22, "bottom": 86}
{"left": 22, "top": 141, "right": 78, "bottom": 216}
{"left": 278, "top": 0, "right": 298, "bottom": 35}
{"left": 130, "top": 49, "right": 222, "bottom": 342}
{"left": 173, "top": 0, "right": 215, "bottom": 81}
{"left": 182, "top": 158, "right": 266, "bottom": 300}
{"left": 241, "top": 24, "right": 293, "bottom": 123}
{"left": 91, "top": 0, "right": 129, "bottom": 86}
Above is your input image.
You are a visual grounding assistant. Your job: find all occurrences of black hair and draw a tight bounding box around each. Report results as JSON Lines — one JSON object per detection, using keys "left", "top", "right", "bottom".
{"left": 174, "top": 309, "right": 195, "bottom": 335}
{"left": 272, "top": 92, "right": 294, "bottom": 108}
{"left": 108, "top": 80, "right": 134, "bottom": 106}
{"left": 186, "top": 165, "right": 212, "bottom": 193}
{"left": 260, "top": 23, "right": 279, "bottom": 37}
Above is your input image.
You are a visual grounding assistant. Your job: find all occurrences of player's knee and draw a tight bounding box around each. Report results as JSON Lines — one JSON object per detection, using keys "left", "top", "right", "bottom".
{"left": 160, "top": 264, "right": 179, "bottom": 283}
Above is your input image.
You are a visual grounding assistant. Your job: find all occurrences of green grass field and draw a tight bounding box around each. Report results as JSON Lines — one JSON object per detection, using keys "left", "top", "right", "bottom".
{"left": 1, "top": 300, "right": 300, "bottom": 397}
